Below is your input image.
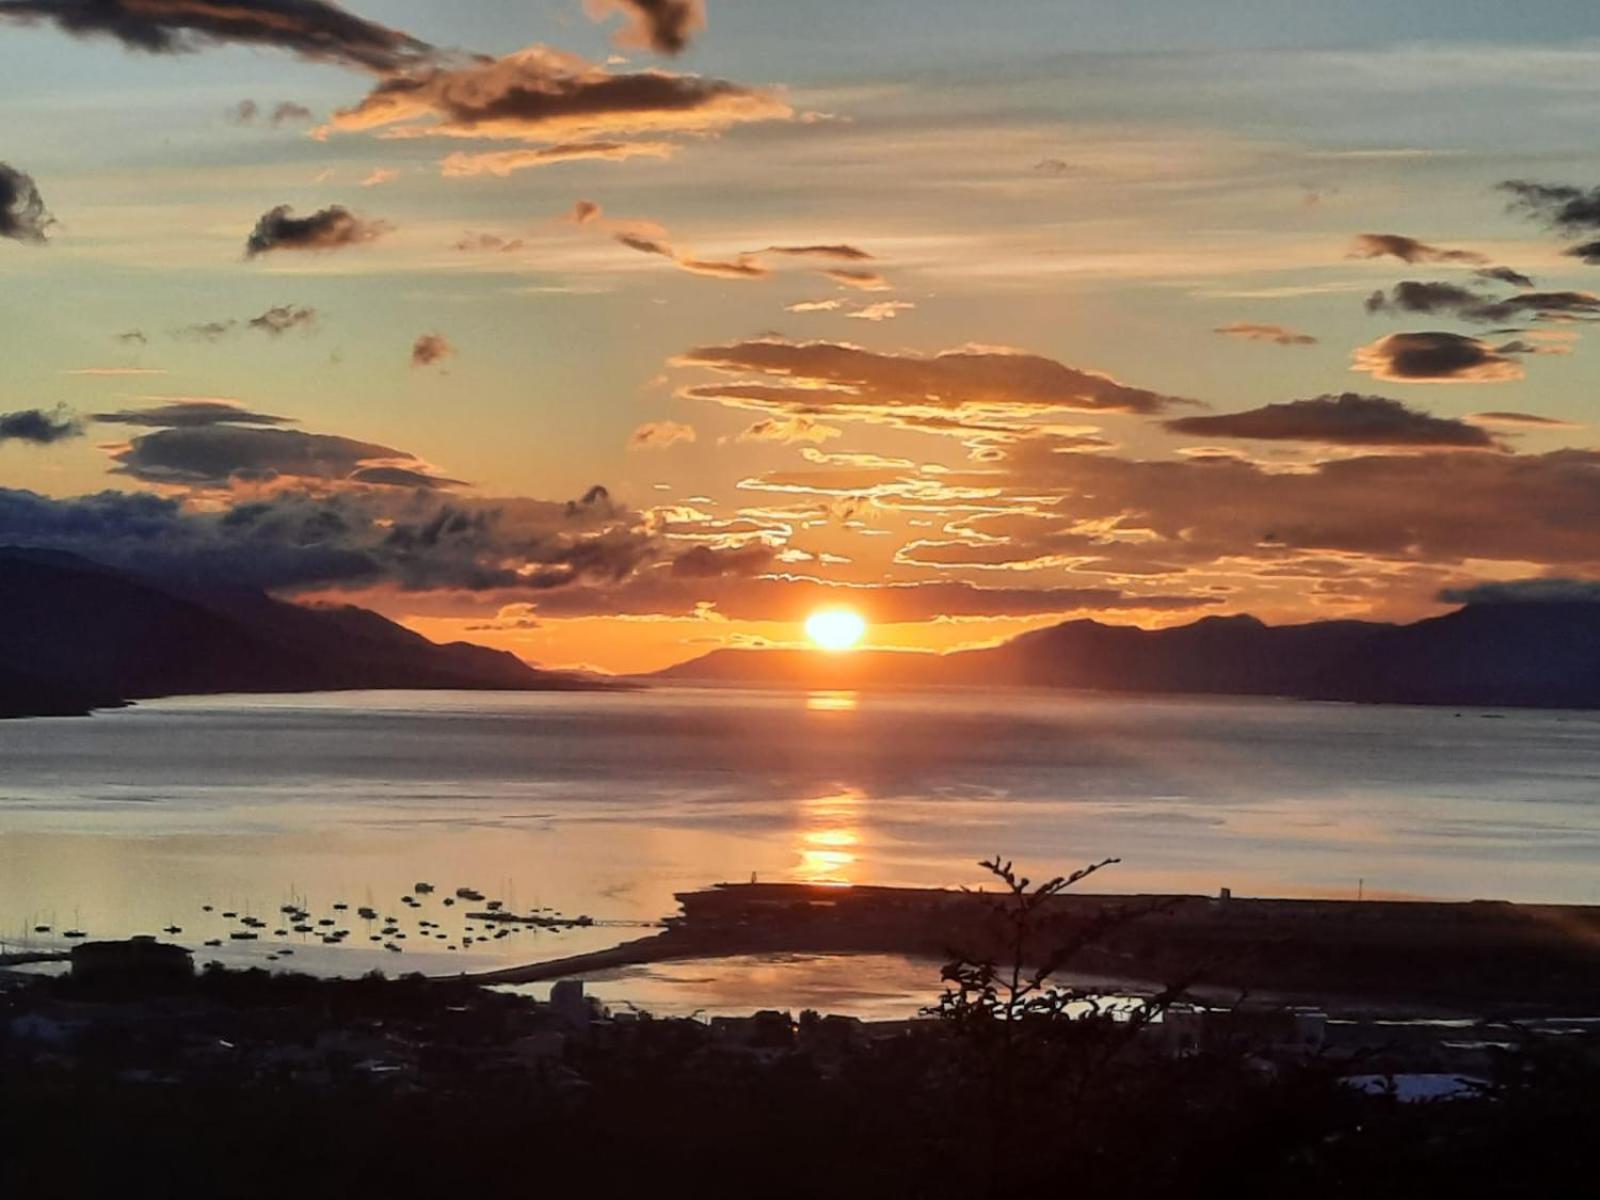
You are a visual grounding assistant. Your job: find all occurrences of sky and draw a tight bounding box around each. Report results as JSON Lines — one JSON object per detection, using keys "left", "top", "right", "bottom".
{"left": 5, "top": 1, "right": 1600, "bottom": 672}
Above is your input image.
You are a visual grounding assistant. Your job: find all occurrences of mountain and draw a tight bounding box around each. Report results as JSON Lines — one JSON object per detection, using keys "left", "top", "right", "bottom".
{"left": 0, "top": 547, "right": 600, "bottom": 718}
{"left": 656, "top": 605, "right": 1600, "bottom": 709}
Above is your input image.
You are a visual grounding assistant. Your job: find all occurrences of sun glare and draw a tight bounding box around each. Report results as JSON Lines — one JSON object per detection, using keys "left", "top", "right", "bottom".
{"left": 805, "top": 608, "right": 867, "bottom": 652}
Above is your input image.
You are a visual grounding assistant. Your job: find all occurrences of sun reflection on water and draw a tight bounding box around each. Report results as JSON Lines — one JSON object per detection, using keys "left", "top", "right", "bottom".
{"left": 796, "top": 788, "right": 864, "bottom": 885}
{"left": 805, "top": 690, "right": 860, "bottom": 713}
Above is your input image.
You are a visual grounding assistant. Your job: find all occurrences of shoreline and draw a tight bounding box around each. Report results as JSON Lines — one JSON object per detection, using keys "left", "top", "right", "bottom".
{"left": 457, "top": 882, "right": 1600, "bottom": 1017}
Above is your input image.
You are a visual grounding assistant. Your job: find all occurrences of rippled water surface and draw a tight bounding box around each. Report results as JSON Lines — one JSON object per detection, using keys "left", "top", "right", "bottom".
{"left": 3, "top": 686, "right": 1598, "bottom": 1003}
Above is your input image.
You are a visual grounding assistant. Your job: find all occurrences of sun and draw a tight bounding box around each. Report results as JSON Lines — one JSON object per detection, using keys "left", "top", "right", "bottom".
{"left": 805, "top": 607, "right": 867, "bottom": 652}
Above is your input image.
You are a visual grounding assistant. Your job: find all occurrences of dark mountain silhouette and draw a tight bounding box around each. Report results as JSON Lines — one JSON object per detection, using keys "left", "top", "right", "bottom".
{"left": 657, "top": 605, "right": 1600, "bottom": 708}
{"left": 0, "top": 547, "right": 598, "bottom": 718}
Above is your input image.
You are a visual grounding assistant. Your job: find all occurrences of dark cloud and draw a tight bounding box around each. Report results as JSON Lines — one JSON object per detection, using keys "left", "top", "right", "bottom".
{"left": 0, "top": 162, "right": 53, "bottom": 243}
{"left": 1476, "top": 266, "right": 1535, "bottom": 289}
{"left": 677, "top": 337, "right": 1191, "bottom": 438}
{"left": 572, "top": 200, "right": 602, "bottom": 225}
{"left": 765, "top": 244, "right": 875, "bottom": 261}
{"left": 823, "top": 268, "right": 889, "bottom": 291}
{"left": 670, "top": 543, "right": 775, "bottom": 579}
{"left": 1348, "top": 233, "right": 1486, "bottom": 265}
{"left": 1469, "top": 410, "right": 1578, "bottom": 428}
{"left": 1164, "top": 393, "right": 1497, "bottom": 449}
{"left": 1365, "top": 280, "right": 1600, "bottom": 325}
{"left": 171, "top": 305, "right": 317, "bottom": 340}
{"left": 228, "top": 99, "right": 259, "bottom": 124}
{"left": 1499, "top": 180, "right": 1600, "bottom": 232}
{"left": 115, "top": 330, "right": 148, "bottom": 345}
{"left": 410, "top": 333, "right": 455, "bottom": 368}
{"left": 0, "top": 406, "right": 81, "bottom": 445}
{"left": 616, "top": 230, "right": 672, "bottom": 257}
{"left": 107, "top": 424, "right": 457, "bottom": 489}
{"left": 325, "top": 45, "right": 789, "bottom": 144}
{"left": 0, "top": 484, "right": 656, "bottom": 595}
{"left": 245, "top": 205, "right": 390, "bottom": 258}
{"left": 1352, "top": 331, "right": 1523, "bottom": 383}
{"left": 586, "top": 0, "right": 705, "bottom": 55}
{"left": 0, "top": 0, "right": 434, "bottom": 74}
{"left": 613, "top": 227, "right": 767, "bottom": 279}
{"left": 991, "top": 438, "right": 1600, "bottom": 571}
{"left": 271, "top": 101, "right": 313, "bottom": 125}
{"left": 1439, "top": 578, "right": 1600, "bottom": 606}
{"left": 1212, "top": 322, "right": 1317, "bottom": 347}
{"left": 93, "top": 400, "right": 296, "bottom": 428}
{"left": 1567, "top": 240, "right": 1600, "bottom": 266}
{"left": 247, "top": 304, "right": 317, "bottom": 335}
{"left": 346, "top": 465, "right": 463, "bottom": 489}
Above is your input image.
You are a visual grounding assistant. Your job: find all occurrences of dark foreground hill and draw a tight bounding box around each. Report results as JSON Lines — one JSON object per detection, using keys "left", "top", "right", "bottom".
{"left": 0, "top": 547, "right": 597, "bottom": 718}
{"left": 658, "top": 603, "right": 1600, "bottom": 709}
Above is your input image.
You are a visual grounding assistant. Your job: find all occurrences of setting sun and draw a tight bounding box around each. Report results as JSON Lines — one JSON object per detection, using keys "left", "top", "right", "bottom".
{"left": 805, "top": 608, "right": 868, "bottom": 652}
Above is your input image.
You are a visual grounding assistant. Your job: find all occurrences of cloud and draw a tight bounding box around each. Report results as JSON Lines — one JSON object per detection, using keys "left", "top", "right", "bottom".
{"left": 1438, "top": 578, "right": 1600, "bottom": 606}
{"left": 228, "top": 99, "right": 259, "bottom": 124}
{"left": 94, "top": 399, "right": 296, "bottom": 428}
{"left": 1569, "top": 240, "right": 1600, "bottom": 266}
{"left": 988, "top": 438, "right": 1600, "bottom": 572}
{"left": 736, "top": 416, "right": 842, "bottom": 444}
{"left": 1365, "top": 280, "right": 1600, "bottom": 324}
{"left": 1469, "top": 410, "right": 1579, "bottom": 428}
{"left": 531, "top": 570, "right": 1219, "bottom": 621}
{"left": 611, "top": 225, "right": 768, "bottom": 279}
{"left": 272, "top": 101, "right": 313, "bottom": 125}
{"left": 410, "top": 333, "right": 455, "bottom": 368}
{"left": 764, "top": 244, "right": 874, "bottom": 262}
{"left": 629, "top": 419, "right": 696, "bottom": 449}
{"left": 248, "top": 304, "right": 317, "bottom": 335}
{"left": 1351, "top": 332, "right": 1524, "bottom": 383}
{"left": 847, "top": 301, "right": 914, "bottom": 322}
{"left": 245, "top": 205, "right": 390, "bottom": 257}
{"left": 1213, "top": 322, "right": 1317, "bottom": 346}
{"left": 0, "top": 162, "right": 52, "bottom": 243}
{"left": 323, "top": 44, "right": 790, "bottom": 144}
{"left": 171, "top": 305, "right": 318, "bottom": 341}
{"left": 584, "top": 0, "right": 705, "bottom": 55}
{"left": 0, "top": 0, "right": 434, "bottom": 74}
{"left": 0, "top": 405, "right": 81, "bottom": 445}
{"left": 823, "top": 268, "right": 890, "bottom": 291}
{"left": 572, "top": 200, "right": 602, "bottom": 225}
{"left": 669, "top": 543, "right": 774, "bottom": 579}
{"left": 454, "top": 232, "right": 525, "bottom": 252}
{"left": 1348, "top": 233, "right": 1486, "bottom": 265}
{"left": 360, "top": 167, "right": 398, "bottom": 187}
{"left": 1499, "top": 180, "right": 1600, "bottom": 232}
{"left": 1476, "top": 266, "right": 1535, "bottom": 289}
{"left": 115, "top": 330, "right": 147, "bottom": 345}
{"left": 1164, "top": 393, "right": 1498, "bottom": 449}
{"left": 677, "top": 337, "right": 1190, "bottom": 439}
{"left": 785, "top": 299, "right": 843, "bottom": 314}
{"left": 107, "top": 424, "right": 465, "bottom": 490}
{"left": 439, "top": 140, "right": 675, "bottom": 177}
{"left": 0, "top": 483, "right": 656, "bottom": 595}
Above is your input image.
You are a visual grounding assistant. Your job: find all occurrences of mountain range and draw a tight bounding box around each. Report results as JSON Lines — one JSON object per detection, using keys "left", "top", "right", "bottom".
{"left": 0, "top": 547, "right": 599, "bottom": 719}
{"left": 656, "top": 603, "right": 1600, "bottom": 709}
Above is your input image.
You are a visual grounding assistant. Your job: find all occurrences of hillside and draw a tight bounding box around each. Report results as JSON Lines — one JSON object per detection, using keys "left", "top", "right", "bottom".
{"left": 656, "top": 605, "right": 1600, "bottom": 709}
{"left": 0, "top": 547, "right": 599, "bottom": 718}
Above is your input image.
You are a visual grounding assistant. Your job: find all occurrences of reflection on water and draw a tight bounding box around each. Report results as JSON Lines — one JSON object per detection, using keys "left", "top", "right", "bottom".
{"left": 797, "top": 789, "right": 863, "bottom": 884}
{"left": 3, "top": 686, "right": 1600, "bottom": 991}
{"left": 805, "top": 690, "right": 859, "bottom": 713}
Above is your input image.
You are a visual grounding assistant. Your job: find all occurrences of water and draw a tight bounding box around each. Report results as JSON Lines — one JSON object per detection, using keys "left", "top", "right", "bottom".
{"left": 3, "top": 686, "right": 1599, "bottom": 1009}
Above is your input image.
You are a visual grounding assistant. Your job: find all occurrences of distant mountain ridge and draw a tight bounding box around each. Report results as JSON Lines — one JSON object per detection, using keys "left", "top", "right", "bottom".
{"left": 0, "top": 547, "right": 599, "bottom": 719}
{"left": 656, "top": 604, "right": 1600, "bottom": 709}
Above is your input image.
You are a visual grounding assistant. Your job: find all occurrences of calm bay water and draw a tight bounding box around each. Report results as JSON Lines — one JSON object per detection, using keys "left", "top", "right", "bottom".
{"left": 3, "top": 686, "right": 1599, "bottom": 1009}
